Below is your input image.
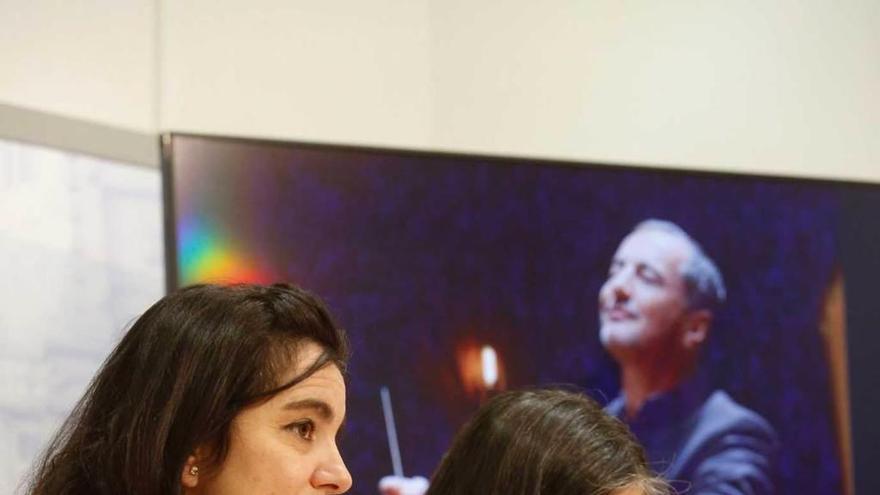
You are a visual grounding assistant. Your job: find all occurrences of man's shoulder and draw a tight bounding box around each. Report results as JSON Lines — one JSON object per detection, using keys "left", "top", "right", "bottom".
{"left": 602, "top": 388, "right": 776, "bottom": 441}
{"left": 697, "top": 390, "right": 776, "bottom": 439}
{"left": 670, "top": 390, "right": 778, "bottom": 494}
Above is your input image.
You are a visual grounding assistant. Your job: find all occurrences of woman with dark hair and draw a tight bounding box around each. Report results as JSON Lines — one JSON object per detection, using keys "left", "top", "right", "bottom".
{"left": 28, "top": 283, "right": 352, "bottom": 495}
{"left": 423, "top": 389, "right": 668, "bottom": 495}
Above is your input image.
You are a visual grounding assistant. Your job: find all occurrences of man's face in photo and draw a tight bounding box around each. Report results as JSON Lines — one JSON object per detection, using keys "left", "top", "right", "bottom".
{"left": 598, "top": 228, "right": 694, "bottom": 357}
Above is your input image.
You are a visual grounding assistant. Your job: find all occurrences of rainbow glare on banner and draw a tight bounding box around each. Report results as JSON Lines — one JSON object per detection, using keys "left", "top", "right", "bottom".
{"left": 177, "top": 216, "right": 269, "bottom": 285}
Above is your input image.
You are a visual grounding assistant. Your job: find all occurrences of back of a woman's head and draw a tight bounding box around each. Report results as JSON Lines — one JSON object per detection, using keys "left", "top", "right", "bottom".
{"left": 426, "top": 389, "right": 668, "bottom": 495}
{"left": 28, "top": 283, "right": 349, "bottom": 495}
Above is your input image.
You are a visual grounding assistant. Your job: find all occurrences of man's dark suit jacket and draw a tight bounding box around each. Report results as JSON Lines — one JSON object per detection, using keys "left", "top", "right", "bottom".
{"left": 606, "top": 380, "right": 777, "bottom": 495}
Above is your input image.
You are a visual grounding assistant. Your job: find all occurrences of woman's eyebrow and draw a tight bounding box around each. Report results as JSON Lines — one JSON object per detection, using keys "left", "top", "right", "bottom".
{"left": 282, "top": 399, "right": 335, "bottom": 421}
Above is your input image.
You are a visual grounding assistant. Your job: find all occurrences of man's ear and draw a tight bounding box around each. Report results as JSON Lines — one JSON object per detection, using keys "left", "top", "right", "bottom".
{"left": 682, "top": 309, "right": 712, "bottom": 350}
{"left": 181, "top": 454, "right": 201, "bottom": 490}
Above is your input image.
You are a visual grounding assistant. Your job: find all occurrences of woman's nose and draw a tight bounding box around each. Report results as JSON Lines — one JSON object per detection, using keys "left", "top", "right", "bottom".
{"left": 310, "top": 451, "right": 353, "bottom": 494}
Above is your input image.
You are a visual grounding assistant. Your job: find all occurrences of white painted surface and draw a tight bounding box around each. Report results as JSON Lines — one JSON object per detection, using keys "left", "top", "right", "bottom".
{"left": 160, "top": 0, "right": 433, "bottom": 148}
{"left": 0, "top": 139, "right": 164, "bottom": 494}
{"left": 0, "top": 1, "right": 157, "bottom": 133}
{"left": 427, "top": 0, "right": 880, "bottom": 182}
{"left": 1, "top": 1, "right": 878, "bottom": 181}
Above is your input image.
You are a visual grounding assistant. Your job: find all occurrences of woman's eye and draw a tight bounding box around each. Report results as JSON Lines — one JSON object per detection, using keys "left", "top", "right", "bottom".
{"left": 287, "top": 420, "right": 316, "bottom": 441}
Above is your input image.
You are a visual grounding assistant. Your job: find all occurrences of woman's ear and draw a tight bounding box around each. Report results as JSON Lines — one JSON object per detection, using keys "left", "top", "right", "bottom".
{"left": 181, "top": 454, "right": 201, "bottom": 490}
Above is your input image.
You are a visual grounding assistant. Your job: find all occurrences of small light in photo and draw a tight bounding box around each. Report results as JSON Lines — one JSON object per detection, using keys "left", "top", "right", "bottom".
{"left": 456, "top": 339, "right": 506, "bottom": 400}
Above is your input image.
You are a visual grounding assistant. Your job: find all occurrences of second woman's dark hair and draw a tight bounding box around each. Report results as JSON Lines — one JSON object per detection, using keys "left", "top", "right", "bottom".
{"left": 28, "top": 283, "right": 349, "bottom": 495}
{"left": 426, "top": 389, "right": 667, "bottom": 495}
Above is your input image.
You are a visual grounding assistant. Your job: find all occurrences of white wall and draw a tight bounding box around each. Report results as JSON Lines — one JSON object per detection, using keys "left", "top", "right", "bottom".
{"left": 160, "top": 0, "right": 878, "bottom": 181}
{"left": 0, "top": 0, "right": 157, "bottom": 133}
{"left": 160, "top": 0, "right": 433, "bottom": 148}
{"left": 2, "top": 1, "right": 877, "bottom": 181}
{"left": 428, "top": 0, "right": 880, "bottom": 182}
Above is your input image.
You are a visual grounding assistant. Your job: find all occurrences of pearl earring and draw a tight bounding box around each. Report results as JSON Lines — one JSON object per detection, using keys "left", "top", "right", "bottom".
{"left": 189, "top": 465, "right": 199, "bottom": 477}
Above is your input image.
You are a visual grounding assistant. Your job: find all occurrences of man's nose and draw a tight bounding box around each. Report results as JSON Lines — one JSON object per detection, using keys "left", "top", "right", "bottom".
{"left": 310, "top": 448, "right": 353, "bottom": 494}
{"left": 606, "top": 270, "right": 633, "bottom": 303}
{"left": 613, "top": 282, "right": 631, "bottom": 302}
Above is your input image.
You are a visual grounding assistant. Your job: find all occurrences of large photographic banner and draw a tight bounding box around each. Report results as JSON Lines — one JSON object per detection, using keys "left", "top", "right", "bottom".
{"left": 164, "top": 134, "right": 873, "bottom": 494}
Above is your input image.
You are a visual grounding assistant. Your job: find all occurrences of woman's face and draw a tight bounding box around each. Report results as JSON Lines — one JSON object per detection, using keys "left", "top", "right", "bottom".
{"left": 186, "top": 341, "right": 351, "bottom": 494}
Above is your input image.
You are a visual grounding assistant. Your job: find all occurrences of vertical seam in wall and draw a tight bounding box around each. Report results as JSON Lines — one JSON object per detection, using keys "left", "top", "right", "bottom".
{"left": 426, "top": 0, "right": 437, "bottom": 149}
{"left": 154, "top": 0, "right": 162, "bottom": 132}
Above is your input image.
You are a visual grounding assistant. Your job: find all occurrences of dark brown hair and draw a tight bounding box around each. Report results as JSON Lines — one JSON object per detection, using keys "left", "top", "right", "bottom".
{"left": 28, "top": 283, "right": 349, "bottom": 495}
{"left": 426, "top": 389, "right": 668, "bottom": 495}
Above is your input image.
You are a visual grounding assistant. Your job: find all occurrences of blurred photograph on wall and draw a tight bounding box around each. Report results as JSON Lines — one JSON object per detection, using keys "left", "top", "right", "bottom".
{"left": 163, "top": 133, "right": 875, "bottom": 494}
